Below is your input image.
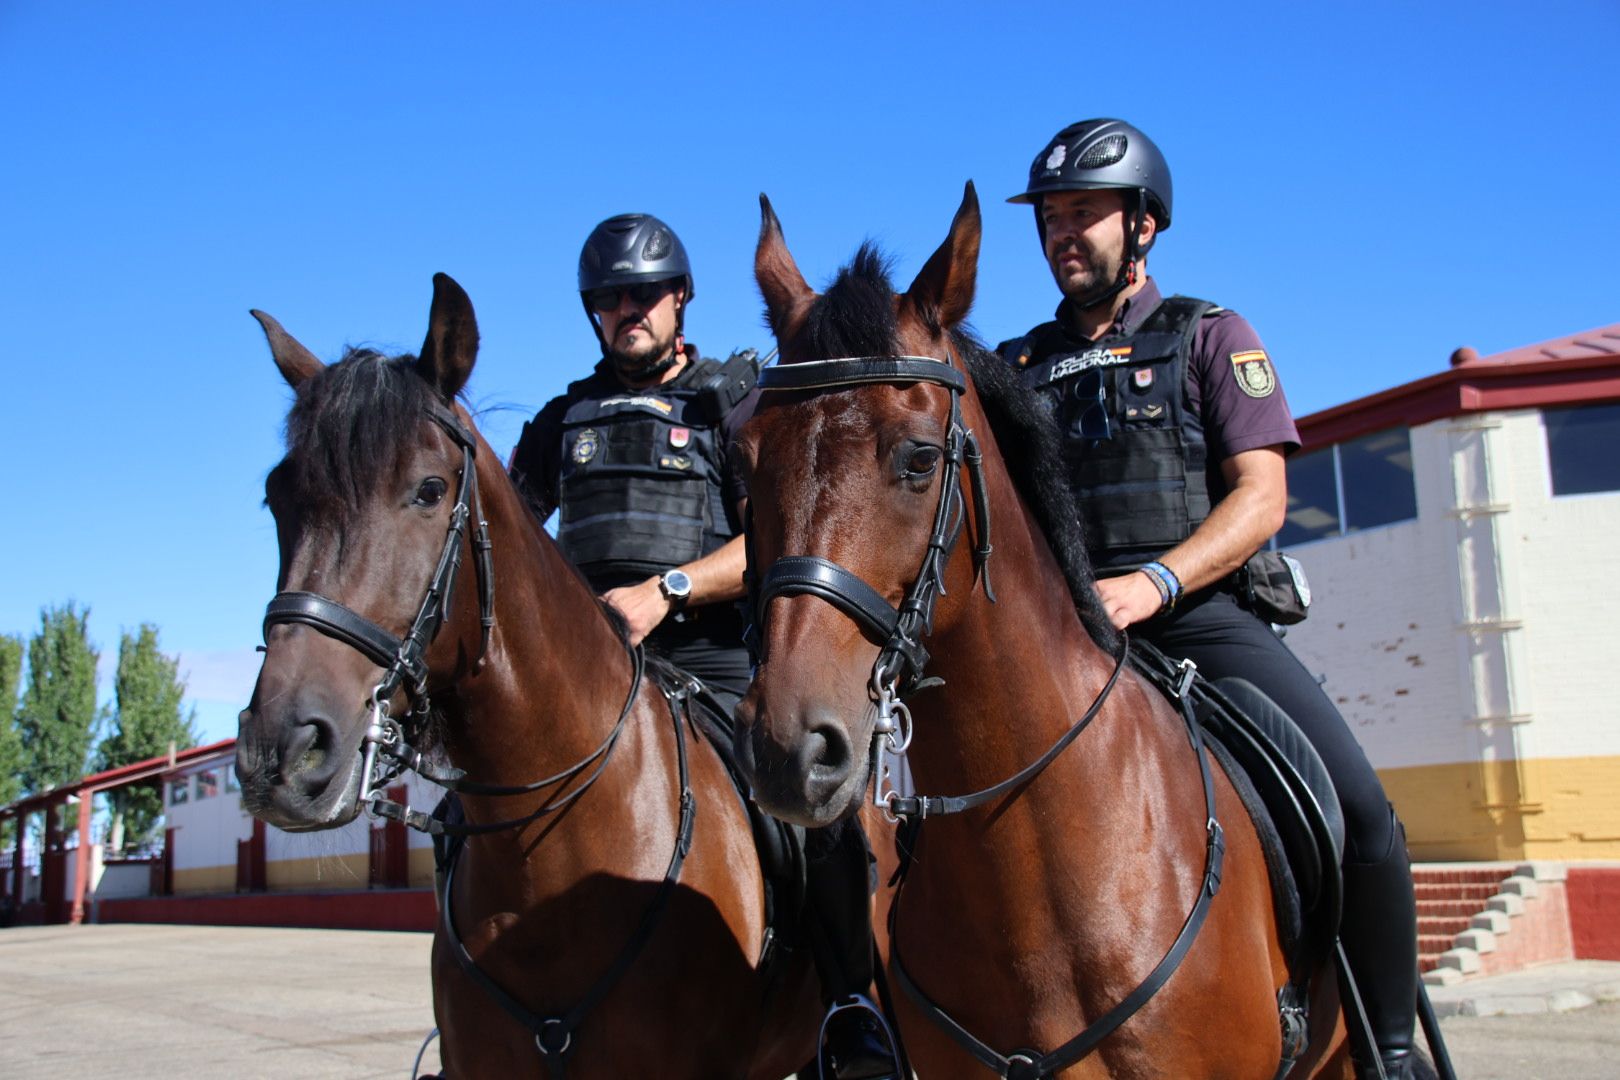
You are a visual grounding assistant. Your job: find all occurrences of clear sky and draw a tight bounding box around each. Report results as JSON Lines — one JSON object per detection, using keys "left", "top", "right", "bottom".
{"left": 3, "top": 2, "right": 1616, "bottom": 743}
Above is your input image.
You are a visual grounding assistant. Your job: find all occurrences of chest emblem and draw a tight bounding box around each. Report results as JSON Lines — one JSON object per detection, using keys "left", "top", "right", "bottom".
{"left": 1231, "top": 350, "right": 1277, "bottom": 398}
{"left": 571, "top": 429, "right": 600, "bottom": 464}
{"left": 669, "top": 426, "right": 691, "bottom": 449}
{"left": 1132, "top": 367, "right": 1154, "bottom": 390}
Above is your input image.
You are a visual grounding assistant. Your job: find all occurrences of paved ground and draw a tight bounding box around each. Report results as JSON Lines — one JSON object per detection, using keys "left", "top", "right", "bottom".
{"left": 0, "top": 923, "right": 441, "bottom": 1079}
{"left": 1, "top": 923, "right": 1616, "bottom": 1078}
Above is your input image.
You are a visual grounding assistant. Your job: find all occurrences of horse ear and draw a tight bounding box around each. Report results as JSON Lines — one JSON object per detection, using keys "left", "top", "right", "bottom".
{"left": 251, "top": 310, "right": 324, "bottom": 389}
{"left": 903, "top": 180, "right": 981, "bottom": 332}
{"left": 755, "top": 194, "right": 814, "bottom": 344}
{"left": 417, "top": 273, "right": 479, "bottom": 400}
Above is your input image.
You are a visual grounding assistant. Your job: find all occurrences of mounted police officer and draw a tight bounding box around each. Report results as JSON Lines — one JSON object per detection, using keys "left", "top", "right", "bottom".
{"left": 510, "top": 213, "right": 898, "bottom": 1079}
{"left": 997, "top": 121, "right": 1420, "bottom": 1080}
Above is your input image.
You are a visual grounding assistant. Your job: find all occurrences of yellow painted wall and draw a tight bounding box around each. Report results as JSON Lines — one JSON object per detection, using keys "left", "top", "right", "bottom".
{"left": 173, "top": 865, "right": 236, "bottom": 894}
{"left": 1382, "top": 754, "right": 1620, "bottom": 861}
{"left": 408, "top": 846, "right": 435, "bottom": 888}
{"left": 265, "top": 853, "right": 369, "bottom": 891}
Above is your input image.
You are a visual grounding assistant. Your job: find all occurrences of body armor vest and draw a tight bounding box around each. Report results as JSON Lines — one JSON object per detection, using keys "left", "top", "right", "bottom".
{"left": 556, "top": 353, "right": 757, "bottom": 586}
{"left": 1007, "top": 296, "right": 1215, "bottom": 568}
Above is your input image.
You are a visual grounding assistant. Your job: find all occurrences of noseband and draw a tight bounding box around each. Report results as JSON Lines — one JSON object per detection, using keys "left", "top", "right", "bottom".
{"left": 750, "top": 353, "right": 995, "bottom": 810}
{"left": 261, "top": 400, "right": 496, "bottom": 812}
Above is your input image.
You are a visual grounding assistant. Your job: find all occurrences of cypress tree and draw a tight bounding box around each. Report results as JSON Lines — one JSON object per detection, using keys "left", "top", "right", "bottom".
{"left": 97, "top": 625, "right": 198, "bottom": 849}
{"left": 16, "top": 603, "right": 101, "bottom": 795}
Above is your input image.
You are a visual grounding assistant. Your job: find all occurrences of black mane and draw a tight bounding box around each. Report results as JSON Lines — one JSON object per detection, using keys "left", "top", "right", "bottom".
{"left": 800, "top": 248, "right": 1117, "bottom": 649}
{"left": 281, "top": 347, "right": 438, "bottom": 518}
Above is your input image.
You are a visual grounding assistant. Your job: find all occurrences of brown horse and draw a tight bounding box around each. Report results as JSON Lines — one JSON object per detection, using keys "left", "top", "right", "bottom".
{"left": 235, "top": 274, "right": 825, "bottom": 1078}
{"left": 734, "top": 187, "right": 1357, "bottom": 1078}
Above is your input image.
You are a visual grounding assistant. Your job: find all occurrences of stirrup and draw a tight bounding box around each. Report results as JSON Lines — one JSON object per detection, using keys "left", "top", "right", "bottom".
{"left": 819, "top": 994, "right": 902, "bottom": 1080}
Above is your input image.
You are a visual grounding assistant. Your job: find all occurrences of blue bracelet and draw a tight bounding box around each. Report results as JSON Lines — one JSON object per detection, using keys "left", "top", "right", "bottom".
{"left": 1139, "top": 561, "right": 1183, "bottom": 612}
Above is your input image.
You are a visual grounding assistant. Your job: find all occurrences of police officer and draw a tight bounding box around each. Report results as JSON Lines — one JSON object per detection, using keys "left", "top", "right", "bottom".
{"left": 998, "top": 120, "right": 1419, "bottom": 1080}
{"left": 509, "top": 213, "right": 763, "bottom": 704}
{"left": 510, "top": 213, "right": 897, "bottom": 1079}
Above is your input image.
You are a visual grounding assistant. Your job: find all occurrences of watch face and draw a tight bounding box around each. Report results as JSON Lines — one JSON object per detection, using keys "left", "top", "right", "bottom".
{"left": 662, "top": 570, "right": 692, "bottom": 598}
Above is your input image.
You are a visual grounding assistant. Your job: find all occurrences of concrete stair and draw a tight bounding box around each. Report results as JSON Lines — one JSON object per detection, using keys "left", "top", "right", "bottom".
{"left": 1414, "top": 862, "right": 1572, "bottom": 986}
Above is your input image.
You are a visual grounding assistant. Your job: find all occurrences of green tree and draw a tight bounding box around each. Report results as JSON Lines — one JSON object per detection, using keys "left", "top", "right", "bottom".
{"left": 97, "top": 624, "right": 197, "bottom": 850}
{"left": 15, "top": 603, "right": 101, "bottom": 796}
{"left": 0, "top": 634, "right": 23, "bottom": 842}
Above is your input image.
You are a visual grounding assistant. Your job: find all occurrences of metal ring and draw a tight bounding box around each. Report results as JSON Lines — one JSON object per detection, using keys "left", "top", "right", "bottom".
{"left": 535, "top": 1019, "right": 572, "bottom": 1056}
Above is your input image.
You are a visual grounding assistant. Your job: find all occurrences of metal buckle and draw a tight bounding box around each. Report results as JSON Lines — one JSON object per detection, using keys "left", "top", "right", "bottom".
{"left": 359, "top": 687, "right": 403, "bottom": 813}
{"left": 1175, "top": 657, "right": 1198, "bottom": 701}
{"left": 870, "top": 676, "right": 914, "bottom": 820}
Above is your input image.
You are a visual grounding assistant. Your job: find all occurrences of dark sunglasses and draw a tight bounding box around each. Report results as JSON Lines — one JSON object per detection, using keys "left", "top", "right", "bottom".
{"left": 1073, "top": 368, "right": 1112, "bottom": 441}
{"left": 585, "top": 280, "right": 674, "bottom": 313}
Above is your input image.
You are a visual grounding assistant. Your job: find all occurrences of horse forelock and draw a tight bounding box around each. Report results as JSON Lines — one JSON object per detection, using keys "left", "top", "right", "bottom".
{"left": 801, "top": 243, "right": 901, "bottom": 360}
{"left": 281, "top": 347, "right": 441, "bottom": 522}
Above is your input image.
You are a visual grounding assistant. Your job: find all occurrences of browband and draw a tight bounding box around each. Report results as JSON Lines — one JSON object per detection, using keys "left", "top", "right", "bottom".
{"left": 757, "top": 356, "right": 965, "bottom": 393}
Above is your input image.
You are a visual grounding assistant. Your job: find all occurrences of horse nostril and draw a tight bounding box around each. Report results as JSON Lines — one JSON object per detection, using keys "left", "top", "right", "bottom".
{"left": 806, "top": 720, "right": 853, "bottom": 778}
{"left": 277, "top": 717, "right": 342, "bottom": 792}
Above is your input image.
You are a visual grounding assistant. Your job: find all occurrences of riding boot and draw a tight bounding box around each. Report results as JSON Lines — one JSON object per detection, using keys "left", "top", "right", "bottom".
{"left": 1339, "top": 807, "right": 1418, "bottom": 1080}
{"left": 804, "top": 821, "right": 900, "bottom": 1080}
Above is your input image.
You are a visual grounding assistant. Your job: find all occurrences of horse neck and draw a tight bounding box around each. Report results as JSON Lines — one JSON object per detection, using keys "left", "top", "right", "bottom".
{"left": 907, "top": 389, "right": 1121, "bottom": 797}
{"left": 439, "top": 452, "right": 643, "bottom": 809}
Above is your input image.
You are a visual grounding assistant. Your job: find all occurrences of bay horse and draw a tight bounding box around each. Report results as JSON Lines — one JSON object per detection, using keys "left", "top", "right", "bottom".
{"left": 733, "top": 186, "right": 1360, "bottom": 1078}
{"left": 235, "top": 274, "right": 825, "bottom": 1078}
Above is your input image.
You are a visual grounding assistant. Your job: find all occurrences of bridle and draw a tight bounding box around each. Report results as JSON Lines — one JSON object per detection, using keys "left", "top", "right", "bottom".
{"left": 749, "top": 352, "right": 996, "bottom": 814}
{"left": 259, "top": 394, "right": 701, "bottom": 1077}
{"left": 261, "top": 400, "right": 496, "bottom": 819}
{"left": 750, "top": 350, "right": 1229, "bottom": 1078}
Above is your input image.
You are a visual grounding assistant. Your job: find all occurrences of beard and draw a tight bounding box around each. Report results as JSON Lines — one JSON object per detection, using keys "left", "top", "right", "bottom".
{"left": 1050, "top": 243, "right": 1122, "bottom": 309}
{"left": 606, "top": 325, "right": 679, "bottom": 381}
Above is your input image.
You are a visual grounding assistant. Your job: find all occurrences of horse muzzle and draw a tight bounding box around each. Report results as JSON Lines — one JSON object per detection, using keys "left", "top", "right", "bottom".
{"left": 735, "top": 692, "right": 870, "bottom": 828}
{"left": 237, "top": 676, "right": 368, "bottom": 831}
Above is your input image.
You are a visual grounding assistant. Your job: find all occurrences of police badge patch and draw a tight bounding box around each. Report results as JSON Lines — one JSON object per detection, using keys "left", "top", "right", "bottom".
{"left": 572, "top": 429, "right": 600, "bottom": 464}
{"left": 1230, "top": 351, "right": 1277, "bottom": 398}
{"left": 669, "top": 426, "right": 691, "bottom": 449}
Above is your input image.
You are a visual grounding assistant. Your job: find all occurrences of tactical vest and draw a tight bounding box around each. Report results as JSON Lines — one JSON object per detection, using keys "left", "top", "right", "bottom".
{"left": 1006, "top": 296, "right": 1216, "bottom": 568}
{"left": 556, "top": 353, "right": 757, "bottom": 585}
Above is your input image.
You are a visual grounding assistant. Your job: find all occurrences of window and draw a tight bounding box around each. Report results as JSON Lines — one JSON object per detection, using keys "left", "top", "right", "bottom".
{"left": 225, "top": 768, "right": 240, "bottom": 793}
{"left": 1277, "top": 427, "right": 1417, "bottom": 547}
{"left": 168, "top": 779, "right": 190, "bottom": 806}
{"left": 195, "top": 770, "right": 220, "bottom": 799}
{"left": 1546, "top": 402, "right": 1620, "bottom": 496}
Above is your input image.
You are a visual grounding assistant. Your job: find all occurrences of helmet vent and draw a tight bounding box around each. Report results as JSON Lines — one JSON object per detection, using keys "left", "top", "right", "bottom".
{"left": 642, "top": 229, "right": 672, "bottom": 262}
{"left": 1076, "top": 134, "right": 1127, "bottom": 169}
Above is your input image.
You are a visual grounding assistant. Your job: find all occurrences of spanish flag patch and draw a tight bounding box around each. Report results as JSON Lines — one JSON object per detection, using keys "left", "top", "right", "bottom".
{"left": 1230, "top": 350, "right": 1276, "bottom": 398}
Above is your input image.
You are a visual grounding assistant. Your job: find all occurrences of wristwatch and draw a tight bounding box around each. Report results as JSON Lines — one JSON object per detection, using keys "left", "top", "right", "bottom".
{"left": 658, "top": 569, "right": 693, "bottom": 609}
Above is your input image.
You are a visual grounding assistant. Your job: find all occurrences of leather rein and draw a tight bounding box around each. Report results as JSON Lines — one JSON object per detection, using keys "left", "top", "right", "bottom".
{"left": 259, "top": 397, "right": 698, "bottom": 1077}
{"left": 751, "top": 352, "right": 1227, "bottom": 1078}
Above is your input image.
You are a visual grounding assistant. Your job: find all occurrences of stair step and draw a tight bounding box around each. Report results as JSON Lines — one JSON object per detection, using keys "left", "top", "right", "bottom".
{"left": 1411, "top": 868, "right": 1512, "bottom": 886}
{"left": 1414, "top": 883, "right": 1500, "bottom": 902}
{"left": 1416, "top": 899, "right": 1488, "bottom": 919}
{"left": 1418, "top": 933, "right": 1458, "bottom": 954}
{"left": 1417, "top": 917, "right": 1472, "bottom": 937}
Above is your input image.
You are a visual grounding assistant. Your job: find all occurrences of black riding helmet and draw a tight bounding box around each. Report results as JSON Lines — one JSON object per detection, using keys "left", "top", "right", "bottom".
{"left": 578, "top": 213, "right": 695, "bottom": 362}
{"left": 1008, "top": 119, "right": 1172, "bottom": 310}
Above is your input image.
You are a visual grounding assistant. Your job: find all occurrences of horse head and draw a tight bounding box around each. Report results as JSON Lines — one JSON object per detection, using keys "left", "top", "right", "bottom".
{"left": 734, "top": 184, "right": 987, "bottom": 827}
{"left": 237, "top": 274, "right": 489, "bottom": 831}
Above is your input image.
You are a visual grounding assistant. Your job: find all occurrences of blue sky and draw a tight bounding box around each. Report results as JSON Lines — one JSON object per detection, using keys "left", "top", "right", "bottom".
{"left": 2, "top": 2, "right": 1616, "bottom": 743}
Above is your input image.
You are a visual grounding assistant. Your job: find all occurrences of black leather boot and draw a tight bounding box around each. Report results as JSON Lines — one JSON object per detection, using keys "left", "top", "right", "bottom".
{"left": 804, "top": 822, "right": 900, "bottom": 1080}
{"left": 1339, "top": 808, "right": 1418, "bottom": 1080}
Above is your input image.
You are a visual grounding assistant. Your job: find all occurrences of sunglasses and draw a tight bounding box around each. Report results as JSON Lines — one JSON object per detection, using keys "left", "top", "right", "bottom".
{"left": 1073, "top": 368, "right": 1112, "bottom": 441}
{"left": 585, "top": 280, "right": 675, "bottom": 313}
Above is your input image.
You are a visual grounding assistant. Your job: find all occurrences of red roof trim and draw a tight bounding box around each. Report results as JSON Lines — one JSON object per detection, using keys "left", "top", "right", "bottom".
{"left": 0, "top": 738, "right": 238, "bottom": 817}
{"left": 1297, "top": 326, "right": 1620, "bottom": 450}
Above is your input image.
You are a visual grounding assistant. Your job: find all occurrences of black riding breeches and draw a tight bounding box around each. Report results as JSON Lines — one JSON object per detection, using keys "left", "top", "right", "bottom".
{"left": 1137, "top": 588, "right": 1397, "bottom": 864}
{"left": 644, "top": 629, "right": 751, "bottom": 711}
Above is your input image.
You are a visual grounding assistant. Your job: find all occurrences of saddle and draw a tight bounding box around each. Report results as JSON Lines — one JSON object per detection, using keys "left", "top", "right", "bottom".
{"left": 1131, "top": 644, "right": 1344, "bottom": 981}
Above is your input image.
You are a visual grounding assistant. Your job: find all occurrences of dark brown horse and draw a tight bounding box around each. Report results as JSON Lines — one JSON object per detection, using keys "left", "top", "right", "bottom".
{"left": 734, "top": 187, "right": 1357, "bottom": 1078}
{"left": 236, "top": 275, "right": 825, "bottom": 1078}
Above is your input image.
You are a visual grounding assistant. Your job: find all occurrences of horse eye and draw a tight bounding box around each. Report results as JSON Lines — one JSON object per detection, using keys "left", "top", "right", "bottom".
{"left": 904, "top": 446, "right": 942, "bottom": 479}
{"left": 414, "top": 477, "right": 448, "bottom": 507}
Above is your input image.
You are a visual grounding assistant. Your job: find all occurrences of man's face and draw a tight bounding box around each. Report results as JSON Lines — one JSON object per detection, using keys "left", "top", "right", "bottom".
{"left": 1040, "top": 189, "right": 1129, "bottom": 300}
{"left": 591, "top": 279, "right": 684, "bottom": 380}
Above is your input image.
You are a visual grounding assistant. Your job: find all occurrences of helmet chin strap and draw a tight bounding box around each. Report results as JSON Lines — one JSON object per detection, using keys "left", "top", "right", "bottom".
{"left": 1071, "top": 189, "right": 1147, "bottom": 313}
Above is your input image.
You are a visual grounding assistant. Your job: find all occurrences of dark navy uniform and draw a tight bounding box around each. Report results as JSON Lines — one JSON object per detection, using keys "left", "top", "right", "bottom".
{"left": 509, "top": 345, "right": 758, "bottom": 703}
{"left": 1002, "top": 278, "right": 1418, "bottom": 1072}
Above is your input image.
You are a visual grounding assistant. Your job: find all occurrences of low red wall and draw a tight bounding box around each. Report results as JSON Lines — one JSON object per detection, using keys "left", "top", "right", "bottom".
{"left": 97, "top": 888, "right": 436, "bottom": 932}
{"left": 1568, "top": 867, "right": 1620, "bottom": 961}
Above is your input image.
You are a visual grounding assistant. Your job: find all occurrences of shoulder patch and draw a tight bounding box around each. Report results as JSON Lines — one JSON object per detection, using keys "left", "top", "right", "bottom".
{"left": 1230, "top": 350, "right": 1276, "bottom": 398}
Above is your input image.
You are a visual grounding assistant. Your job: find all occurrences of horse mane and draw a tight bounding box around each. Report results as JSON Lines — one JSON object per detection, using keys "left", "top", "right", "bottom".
{"left": 802, "top": 246, "right": 1118, "bottom": 649}
{"left": 281, "top": 347, "right": 438, "bottom": 518}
